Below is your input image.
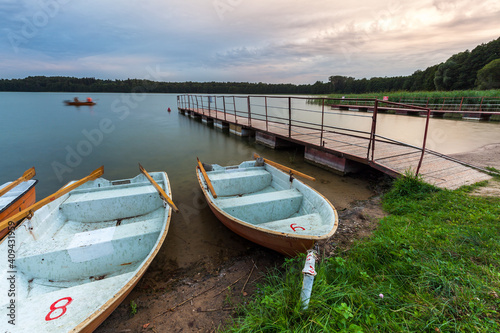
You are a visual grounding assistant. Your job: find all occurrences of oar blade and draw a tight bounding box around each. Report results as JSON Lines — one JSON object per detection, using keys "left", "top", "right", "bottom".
{"left": 22, "top": 167, "right": 36, "bottom": 180}
{"left": 89, "top": 166, "right": 104, "bottom": 180}
{"left": 0, "top": 167, "right": 37, "bottom": 198}
{"left": 0, "top": 166, "right": 105, "bottom": 233}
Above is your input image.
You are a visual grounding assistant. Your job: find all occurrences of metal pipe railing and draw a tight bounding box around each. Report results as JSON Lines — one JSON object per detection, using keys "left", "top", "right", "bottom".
{"left": 176, "top": 94, "right": 497, "bottom": 178}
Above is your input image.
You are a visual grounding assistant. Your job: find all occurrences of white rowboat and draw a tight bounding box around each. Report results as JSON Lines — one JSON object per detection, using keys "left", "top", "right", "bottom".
{"left": 0, "top": 172, "right": 172, "bottom": 332}
{"left": 197, "top": 158, "right": 338, "bottom": 256}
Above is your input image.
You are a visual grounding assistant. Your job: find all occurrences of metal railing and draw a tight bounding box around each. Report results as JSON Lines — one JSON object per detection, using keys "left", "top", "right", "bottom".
{"left": 177, "top": 95, "right": 434, "bottom": 176}
{"left": 325, "top": 96, "right": 500, "bottom": 115}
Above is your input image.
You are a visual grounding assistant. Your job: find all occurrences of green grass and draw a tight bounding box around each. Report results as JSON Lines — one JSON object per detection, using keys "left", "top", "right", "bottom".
{"left": 225, "top": 176, "right": 500, "bottom": 332}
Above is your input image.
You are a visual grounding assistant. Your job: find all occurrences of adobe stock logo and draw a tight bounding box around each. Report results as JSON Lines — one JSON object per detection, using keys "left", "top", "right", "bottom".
{"left": 213, "top": 0, "right": 244, "bottom": 21}
{"left": 6, "top": 0, "right": 72, "bottom": 53}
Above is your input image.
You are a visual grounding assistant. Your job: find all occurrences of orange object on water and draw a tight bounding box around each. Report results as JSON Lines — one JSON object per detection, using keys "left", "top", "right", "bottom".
{"left": 87, "top": 97, "right": 93, "bottom": 102}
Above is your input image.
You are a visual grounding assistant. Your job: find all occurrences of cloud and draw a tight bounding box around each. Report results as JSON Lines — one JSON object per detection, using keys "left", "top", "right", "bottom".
{"left": 0, "top": 0, "right": 498, "bottom": 83}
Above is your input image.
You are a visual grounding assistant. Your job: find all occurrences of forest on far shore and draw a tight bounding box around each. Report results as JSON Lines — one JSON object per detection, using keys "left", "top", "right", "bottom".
{"left": 1, "top": 37, "right": 498, "bottom": 95}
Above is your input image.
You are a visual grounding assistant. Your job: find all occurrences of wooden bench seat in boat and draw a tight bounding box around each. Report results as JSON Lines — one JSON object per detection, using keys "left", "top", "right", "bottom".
{"left": 256, "top": 213, "right": 331, "bottom": 235}
{"left": 208, "top": 168, "right": 271, "bottom": 197}
{"left": 216, "top": 189, "right": 303, "bottom": 224}
{"left": 15, "top": 214, "right": 163, "bottom": 281}
{"left": 60, "top": 182, "right": 161, "bottom": 222}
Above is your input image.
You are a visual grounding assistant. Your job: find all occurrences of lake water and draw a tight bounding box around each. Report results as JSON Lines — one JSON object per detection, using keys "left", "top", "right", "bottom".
{"left": 0, "top": 92, "right": 376, "bottom": 271}
{"left": 1, "top": 92, "right": 499, "bottom": 270}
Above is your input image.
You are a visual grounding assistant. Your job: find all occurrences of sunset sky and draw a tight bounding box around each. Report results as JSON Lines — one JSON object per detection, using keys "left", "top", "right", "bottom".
{"left": 1, "top": 0, "right": 499, "bottom": 83}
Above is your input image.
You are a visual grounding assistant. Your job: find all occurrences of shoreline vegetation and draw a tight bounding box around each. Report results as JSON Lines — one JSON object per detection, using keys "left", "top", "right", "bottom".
{"left": 224, "top": 173, "right": 500, "bottom": 332}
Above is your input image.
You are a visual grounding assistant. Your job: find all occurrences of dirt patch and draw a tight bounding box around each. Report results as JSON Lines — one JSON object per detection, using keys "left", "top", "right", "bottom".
{"left": 471, "top": 179, "right": 500, "bottom": 197}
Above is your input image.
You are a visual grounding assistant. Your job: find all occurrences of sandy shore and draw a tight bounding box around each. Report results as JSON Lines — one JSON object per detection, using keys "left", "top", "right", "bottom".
{"left": 450, "top": 143, "right": 500, "bottom": 170}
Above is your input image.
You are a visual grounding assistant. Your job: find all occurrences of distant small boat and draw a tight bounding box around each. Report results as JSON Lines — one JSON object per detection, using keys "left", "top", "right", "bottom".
{"left": 0, "top": 171, "right": 173, "bottom": 332}
{"left": 196, "top": 155, "right": 338, "bottom": 256}
{"left": 64, "top": 100, "right": 96, "bottom": 106}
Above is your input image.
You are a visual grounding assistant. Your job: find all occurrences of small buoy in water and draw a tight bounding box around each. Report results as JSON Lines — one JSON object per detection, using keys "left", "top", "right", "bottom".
{"left": 167, "top": 107, "right": 171, "bottom": 112}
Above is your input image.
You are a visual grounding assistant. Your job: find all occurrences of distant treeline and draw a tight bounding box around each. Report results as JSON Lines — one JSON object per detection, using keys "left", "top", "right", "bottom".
{"left": 329, "top": 37, "right": 500, "bottom": 94}
{"left": 0, "top": 77, "right": 328, "bottom": 94}
{"left": 1, "top": 37, "right": 498, "bottom": 94}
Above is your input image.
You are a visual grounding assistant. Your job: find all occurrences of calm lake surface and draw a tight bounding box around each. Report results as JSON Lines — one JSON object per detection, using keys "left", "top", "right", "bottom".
{"left": 0, "top": 92, "right": 374, "bottom": 270}
{"left": 1, "top": 92, "right": 499, "bottom": 269}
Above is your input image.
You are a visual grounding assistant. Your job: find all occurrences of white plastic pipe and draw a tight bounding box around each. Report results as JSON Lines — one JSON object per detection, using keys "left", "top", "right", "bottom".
{"left": 300, "top": 249, "right": 317, "bottom": 309}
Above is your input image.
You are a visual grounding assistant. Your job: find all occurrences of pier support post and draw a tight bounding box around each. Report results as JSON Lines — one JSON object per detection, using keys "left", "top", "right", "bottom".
{"left": 215, "top": 120, "right": 229, "bottom": 130}
{"left": 304, "top": 147, "right": 364, "bottom": 175}
{"left": 230, "top": 124, "right": 254, "bottom": 137}
{"left": 256, "top": 132, "right": 293, "bottom": 149}
{"left": 202, "top": 116, "right": 214, "bottom": 125}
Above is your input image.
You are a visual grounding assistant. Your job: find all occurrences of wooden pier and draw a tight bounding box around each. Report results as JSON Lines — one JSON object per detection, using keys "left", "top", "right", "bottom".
{"left": 177, "top": 95, "right": 492, "bottom": 190}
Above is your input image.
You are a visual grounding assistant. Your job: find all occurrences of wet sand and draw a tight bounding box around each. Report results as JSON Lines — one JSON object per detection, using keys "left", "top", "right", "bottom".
{"left": 450, "top": 143, "right": 500, "bottom": 197}
{"left": 450, "top": 143, "right": 500, "bottom": 170}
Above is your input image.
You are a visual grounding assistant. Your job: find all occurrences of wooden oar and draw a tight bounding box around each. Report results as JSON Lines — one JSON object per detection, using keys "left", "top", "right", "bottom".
{"left": 197, "top": 157, "right": 217, "bottom": 198}
{"left": 139, "top": 163, "right": 179, "bottom": 213}
{"left": 0, "top": 166, "right": 104, "bottom": 232}
{"left": 0, "top": 167, "right": 36, "bottom": 197}
{"left": 253, "top": 153, "right": 316, "bottom": 181}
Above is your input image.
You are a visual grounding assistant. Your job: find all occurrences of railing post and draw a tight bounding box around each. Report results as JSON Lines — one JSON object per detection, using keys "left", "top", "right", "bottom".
{"left": 415, "top": 108, "right": 431, "bottom": 176}
{"left": 196, "top": 95, "right": 199, "bottom": 112}
{"left": 247, "top": 96, "right": 252, "bottom": 127}
{"left": 459, "top": 96, "right": 464, "bottom": 111}
{"left": 214, "top": 96, "right": 218, "bottom": 120}
{"left": 201, "top": 96, "right": 204, "bottom": 115}
{"left": 223, "top": 96, "right": 227, "bottom": 121}
{"left": 288, "top": 97, "right": 292, "bottom": 138}
{"left": 367, "top": 99, "right": 378, "bottom": 162}
{"left": 479, "top": 96, "right": 484, "bottom": 112}
{"left": 208, "top": 96, "right": 211, "bottom": 117}
{"left": 233, "top": 96, "right": 237, "bottom": 124}
{"left": 320, "top": 98, "right": 325, "bottom": 146}
{"left": 265, "top": 96, "right": 268, "bottom": 132}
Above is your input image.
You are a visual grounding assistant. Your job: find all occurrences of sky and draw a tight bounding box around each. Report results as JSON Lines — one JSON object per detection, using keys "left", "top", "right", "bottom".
{"left": 1, "top": 0, "right": 499, "bottom": 84}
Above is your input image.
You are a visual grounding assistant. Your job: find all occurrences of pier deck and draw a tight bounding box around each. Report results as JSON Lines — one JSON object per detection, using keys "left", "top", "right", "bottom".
{"left": 177, "top": 95, "right": 492, "bottom": 190}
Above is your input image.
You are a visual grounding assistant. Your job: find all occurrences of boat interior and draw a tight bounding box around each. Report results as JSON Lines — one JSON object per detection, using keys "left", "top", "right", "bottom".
{"left": 2, "top": 173, "right": 168, "bottom": 301}
{"left": 203, "top": 161, "right": 335, "bottom": 236}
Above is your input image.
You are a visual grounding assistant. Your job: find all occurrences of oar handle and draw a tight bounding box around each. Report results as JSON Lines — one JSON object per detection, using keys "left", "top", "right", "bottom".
{"left": 197, "top": 158, "right": 217, "bottom": 198}
{"left": 0, "top": 166, "right": 104, "bottom": 233}
{"left": 139, "top": 164, "right": 179, "bottom": 213}
{"left": 253, "top": 153, "right": 316, "bottom": 181}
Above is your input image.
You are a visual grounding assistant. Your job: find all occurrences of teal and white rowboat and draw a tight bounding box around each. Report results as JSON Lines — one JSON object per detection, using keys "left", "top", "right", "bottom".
{"left": 197, "top": 156, "right": 338, "bottom": 256}
{"left": 0, "top": 171, "right": 173, "bottom": 332}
